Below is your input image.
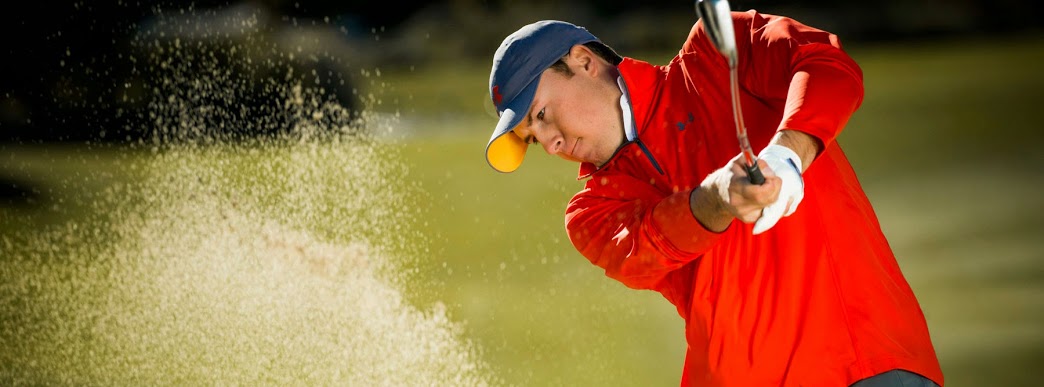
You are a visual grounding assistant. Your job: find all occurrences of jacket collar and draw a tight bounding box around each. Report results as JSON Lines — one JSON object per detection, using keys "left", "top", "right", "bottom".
{"left": 577, "top": 57, "right": 664, "bottom": 179}
{"left": 619, "top": 75, "right": 637, "bottom": 143}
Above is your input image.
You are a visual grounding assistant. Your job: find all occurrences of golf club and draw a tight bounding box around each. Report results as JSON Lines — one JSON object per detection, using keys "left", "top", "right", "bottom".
{"left": 695, "top": 0, "right": 766, "bottom": 184}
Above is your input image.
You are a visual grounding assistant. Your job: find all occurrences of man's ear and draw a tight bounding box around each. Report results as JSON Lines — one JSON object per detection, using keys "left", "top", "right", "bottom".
{"left": 568, "top": 44, "right": 595, "bottom": 74}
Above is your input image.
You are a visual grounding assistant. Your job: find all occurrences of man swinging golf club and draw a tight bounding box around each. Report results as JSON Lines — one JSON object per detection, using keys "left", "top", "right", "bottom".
{"left": 482, "top": 2, "right": 944, "bottom": 386}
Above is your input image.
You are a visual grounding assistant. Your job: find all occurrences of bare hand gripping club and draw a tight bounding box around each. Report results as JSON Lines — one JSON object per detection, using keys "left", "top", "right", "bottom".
{"left": 695, "top": 0, "right": 766, "bottom": 185}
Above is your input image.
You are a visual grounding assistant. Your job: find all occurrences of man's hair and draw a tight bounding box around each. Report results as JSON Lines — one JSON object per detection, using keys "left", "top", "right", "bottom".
{"left": 548, "top": 41, "right": 623, "bottom": 76}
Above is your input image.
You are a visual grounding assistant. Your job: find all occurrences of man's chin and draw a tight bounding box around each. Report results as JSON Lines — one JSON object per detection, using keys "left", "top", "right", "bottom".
{"left": 559, "top": 154, "right": 585, "bottom": 163}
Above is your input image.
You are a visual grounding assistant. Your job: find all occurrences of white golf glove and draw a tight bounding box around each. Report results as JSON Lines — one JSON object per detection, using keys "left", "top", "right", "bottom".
{"left": 752, "top": 145, "right": 804, "bottom": 235}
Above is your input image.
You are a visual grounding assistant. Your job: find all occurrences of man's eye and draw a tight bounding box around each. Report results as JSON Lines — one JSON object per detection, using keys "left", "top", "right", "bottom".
{"left": 537, "top": 107, "right": 545, "bottom": 120}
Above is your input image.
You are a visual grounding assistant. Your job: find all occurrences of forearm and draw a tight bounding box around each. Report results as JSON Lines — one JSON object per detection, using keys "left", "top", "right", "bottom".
{"left": 567, "top": 190, "right": 726, "bottom": 290}
{"left": 689, "top": 185, "right": 733, "bottom": 233}
{"left": 777, "top": 60, "right": 864, "bottom": 152}
{"left": 769, "top": 129, "right": 821, "bottom": 171}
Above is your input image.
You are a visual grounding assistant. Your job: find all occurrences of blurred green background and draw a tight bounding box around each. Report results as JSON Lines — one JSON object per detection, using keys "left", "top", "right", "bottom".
{"left": 3, "top": 1, "right": 1044, "bottom": 386}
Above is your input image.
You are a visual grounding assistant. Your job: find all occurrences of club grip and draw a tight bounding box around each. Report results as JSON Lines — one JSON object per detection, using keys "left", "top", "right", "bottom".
{"left": 746, "top": 162, "right": 766, "bottom": 185}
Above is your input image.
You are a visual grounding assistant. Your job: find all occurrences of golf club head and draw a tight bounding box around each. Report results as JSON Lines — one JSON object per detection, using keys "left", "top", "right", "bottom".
{"left": 695, "top": 0, "right": 737, "bottom": 68}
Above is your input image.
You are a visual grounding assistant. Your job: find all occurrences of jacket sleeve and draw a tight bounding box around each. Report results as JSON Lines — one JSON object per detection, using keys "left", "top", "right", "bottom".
{"left": 684, "top": 10, "right": 865, "bottom": 152}
{"left": 565, "top": 173, "right": 723, "bottom": 291}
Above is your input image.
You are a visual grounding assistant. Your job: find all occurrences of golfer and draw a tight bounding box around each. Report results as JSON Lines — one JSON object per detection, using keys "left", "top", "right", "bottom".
{"left": 483, "top": 11, "right": 943, "bottom": 387}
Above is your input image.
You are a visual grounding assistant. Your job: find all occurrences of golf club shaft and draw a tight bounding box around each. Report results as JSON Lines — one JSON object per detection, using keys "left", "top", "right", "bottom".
{"left": 730, "top": 67, "right": 765, "bottom": 184}
{"left": 695, "top": 0, "right": 765, "bottom": 185}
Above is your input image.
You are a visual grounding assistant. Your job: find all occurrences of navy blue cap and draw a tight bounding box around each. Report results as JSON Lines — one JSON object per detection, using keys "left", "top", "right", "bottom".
{"left": 485, "top": 20, "right": 600, "bottom": 173}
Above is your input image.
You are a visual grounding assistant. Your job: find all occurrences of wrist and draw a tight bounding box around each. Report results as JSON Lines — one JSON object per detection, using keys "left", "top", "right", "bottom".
{"left": 771, "top": 130, "right": 819, "bottom": 171}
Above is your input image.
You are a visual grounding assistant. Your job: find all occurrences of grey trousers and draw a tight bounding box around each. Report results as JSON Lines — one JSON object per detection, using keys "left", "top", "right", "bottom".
{"left": 850, "top": 369, "right": 940, "bottom": 387}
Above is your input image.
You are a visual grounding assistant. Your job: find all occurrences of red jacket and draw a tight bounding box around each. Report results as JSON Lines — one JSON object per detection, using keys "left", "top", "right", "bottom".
{"left": 565, "top": 11, "right": 943, "bottom": 386}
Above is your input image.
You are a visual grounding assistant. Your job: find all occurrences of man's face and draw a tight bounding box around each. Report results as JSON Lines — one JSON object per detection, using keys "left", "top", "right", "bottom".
{"left": 511, "top": 52, "right": 624, "bottom": 167}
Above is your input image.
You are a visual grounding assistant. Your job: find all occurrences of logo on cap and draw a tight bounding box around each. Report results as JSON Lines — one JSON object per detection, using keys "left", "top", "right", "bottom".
{"left": 492, "top": 85, "right": 503, "bottom": 107}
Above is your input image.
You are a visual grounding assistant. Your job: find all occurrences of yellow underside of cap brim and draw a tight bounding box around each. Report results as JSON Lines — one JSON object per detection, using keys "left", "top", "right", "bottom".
{"left": 487, "top": 131, "right": 528, "bottom": 173}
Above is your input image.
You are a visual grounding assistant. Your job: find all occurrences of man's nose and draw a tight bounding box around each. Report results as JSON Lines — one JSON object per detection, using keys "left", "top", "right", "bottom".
{"left": 539, "top": 134, "right": 563, "bottom": 155}
{"left": 538, "top": 128, "right": 563, "bottom": 155}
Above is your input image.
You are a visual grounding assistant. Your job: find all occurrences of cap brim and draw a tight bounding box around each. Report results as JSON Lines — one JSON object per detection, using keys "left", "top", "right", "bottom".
{"left": 487, "top": 128, "right": 527, "bottom": 173}
{"left": 485, "top": 78, "right": 539, "bottom": 173}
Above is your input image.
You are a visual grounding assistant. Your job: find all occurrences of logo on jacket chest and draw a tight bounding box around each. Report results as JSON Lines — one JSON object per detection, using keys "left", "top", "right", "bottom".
{"left": 675, "top": 112, "right": 695, "bottom": 131}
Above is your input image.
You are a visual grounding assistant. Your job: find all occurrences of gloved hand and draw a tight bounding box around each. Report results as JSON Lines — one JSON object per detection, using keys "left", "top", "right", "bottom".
{"left": 752, "top": 145, "right": 804, "bottom": 235}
